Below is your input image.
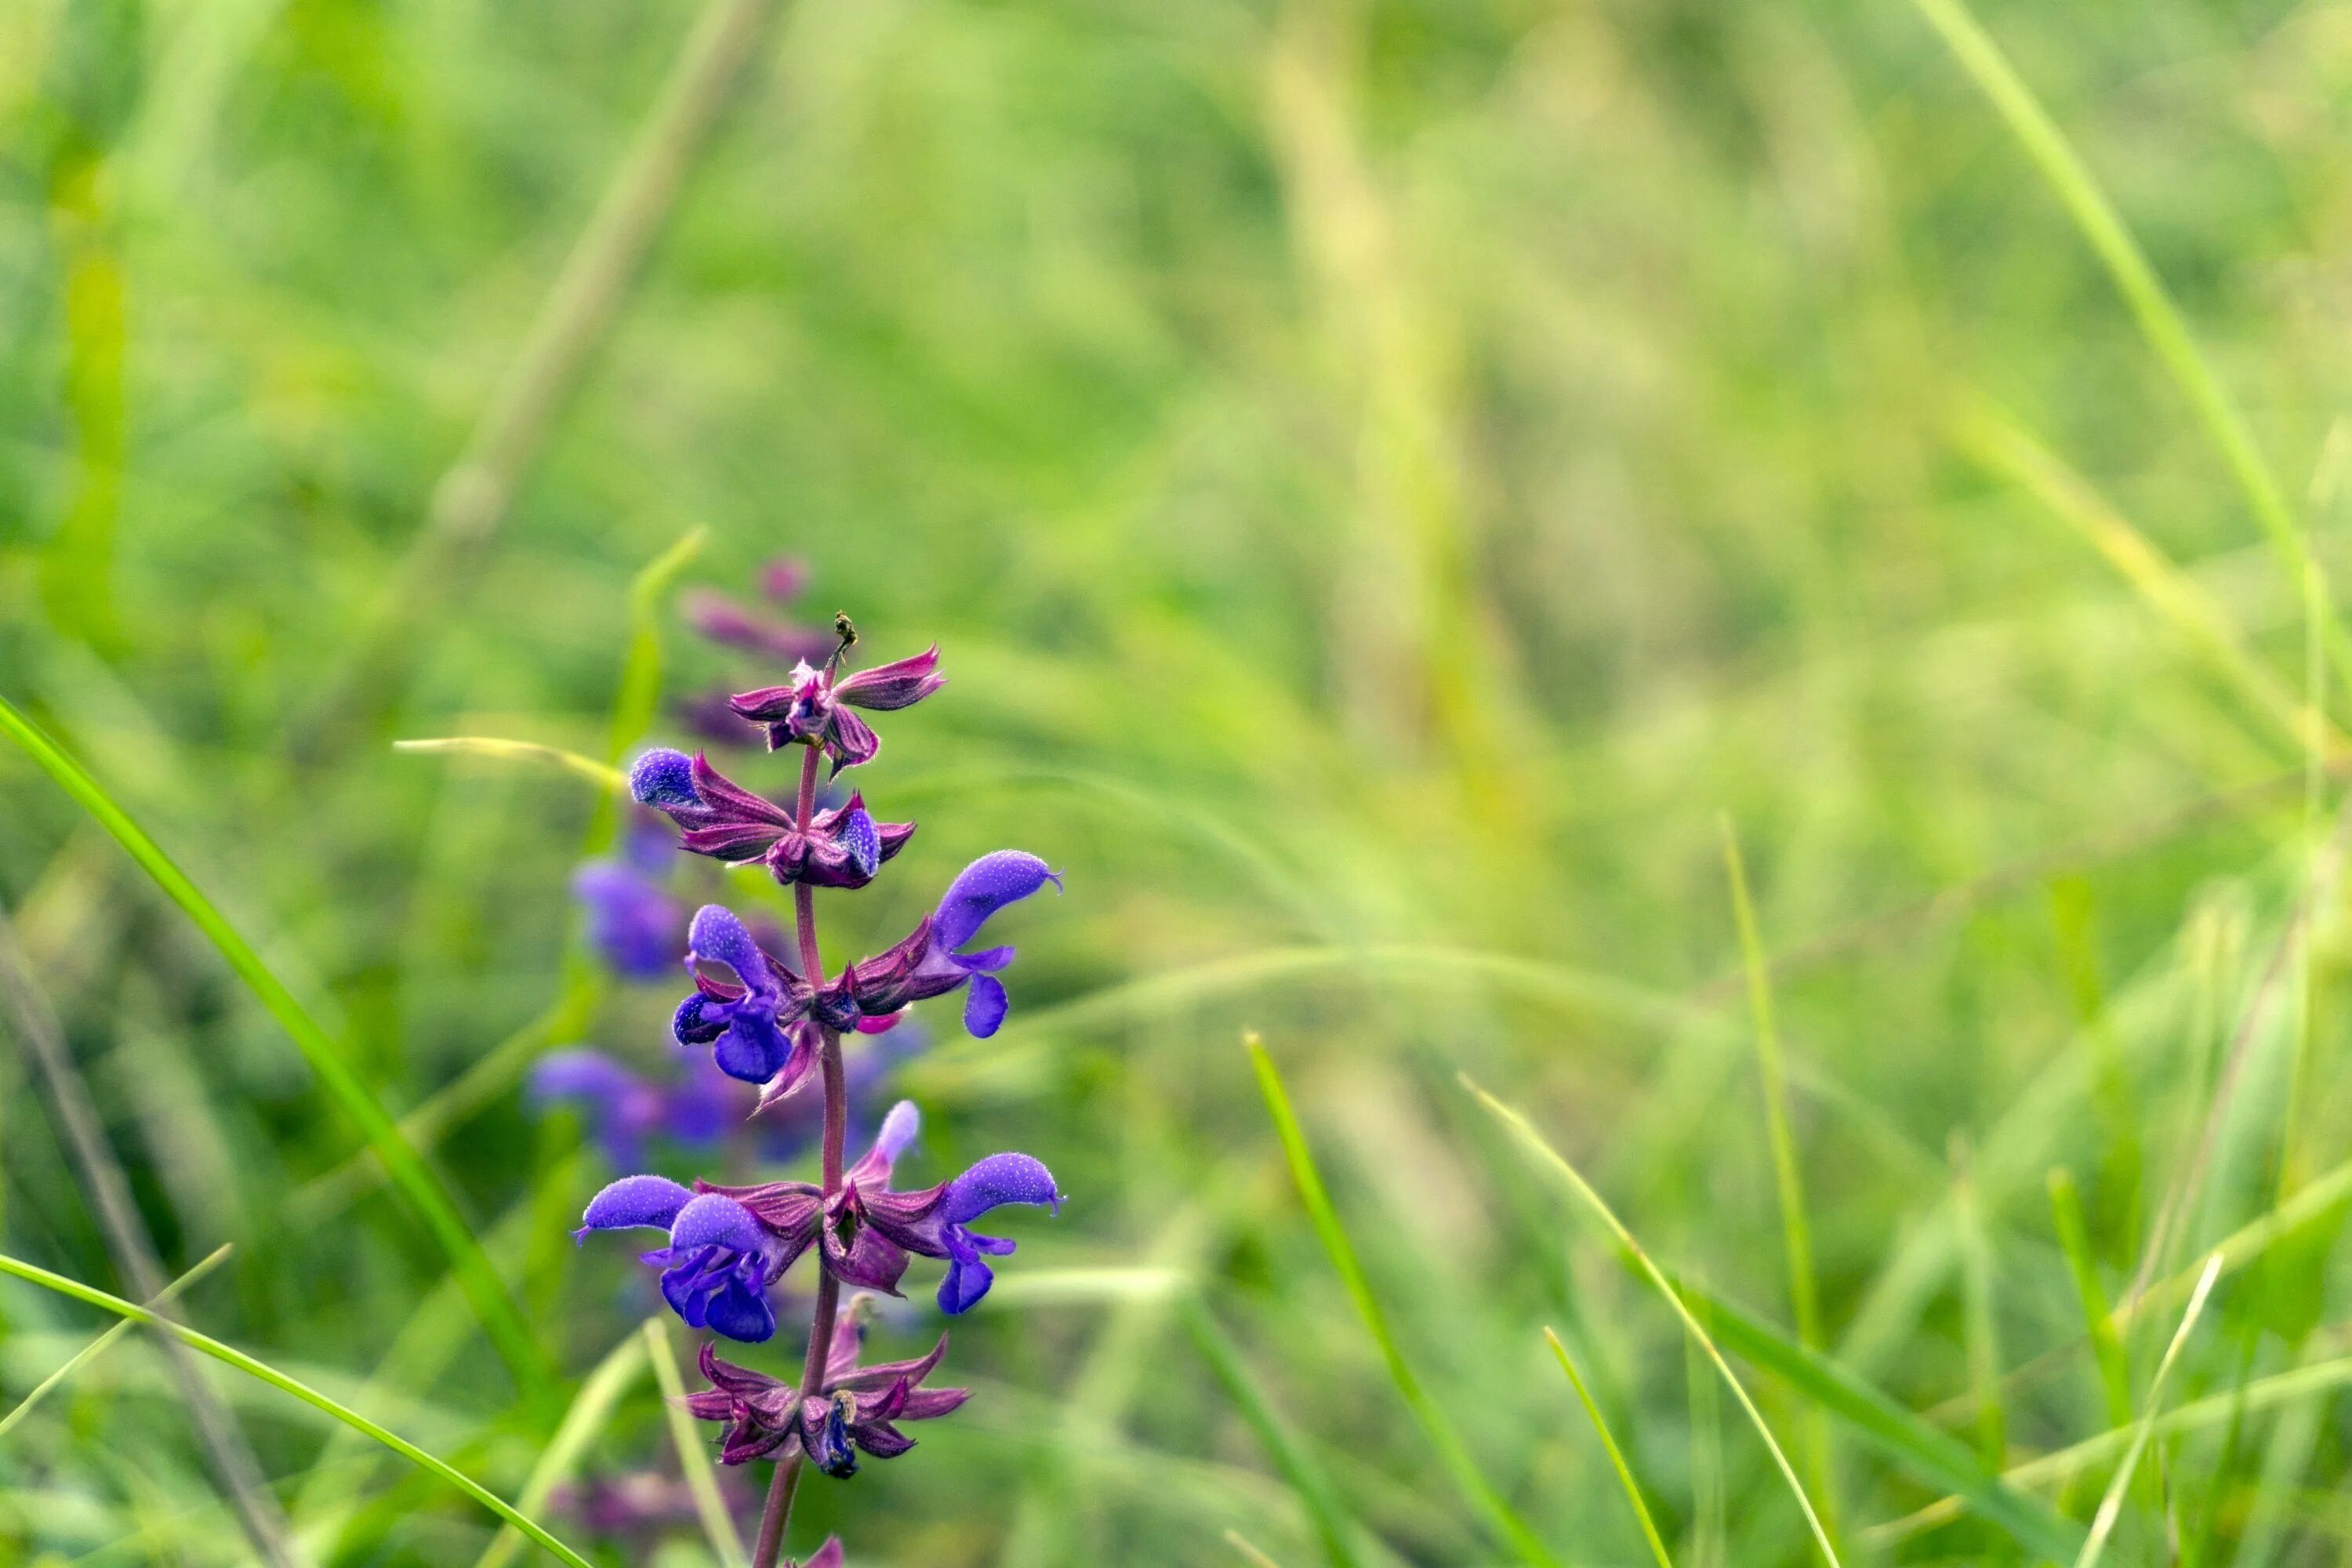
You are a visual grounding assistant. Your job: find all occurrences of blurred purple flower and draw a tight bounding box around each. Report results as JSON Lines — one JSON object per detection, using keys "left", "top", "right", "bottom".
{"left": 572, "top": 816, "right": 685, "bottom": 980}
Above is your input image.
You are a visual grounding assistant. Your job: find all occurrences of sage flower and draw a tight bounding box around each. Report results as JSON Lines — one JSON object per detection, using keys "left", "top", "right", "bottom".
{"left": 728, "top": 645, "right": 944, "bottom": 771}
{"left": 687, "top": 1298, "right": 967, "bottom": 1473}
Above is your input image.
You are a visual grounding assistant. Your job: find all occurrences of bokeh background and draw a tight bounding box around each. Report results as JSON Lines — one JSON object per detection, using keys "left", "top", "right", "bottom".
{"left": 5, "top": 0, "right": 2352, "bottom": 1563}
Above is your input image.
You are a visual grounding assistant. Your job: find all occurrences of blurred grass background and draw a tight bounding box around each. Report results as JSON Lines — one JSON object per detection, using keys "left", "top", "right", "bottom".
{"left": 5, "top": 0, "right": 2352, "bottom": 1562}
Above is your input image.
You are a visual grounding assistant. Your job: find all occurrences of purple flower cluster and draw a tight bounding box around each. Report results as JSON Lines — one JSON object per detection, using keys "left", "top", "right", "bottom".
{"left": 573, "top": 617, "right": 1060, "bottom": 1566}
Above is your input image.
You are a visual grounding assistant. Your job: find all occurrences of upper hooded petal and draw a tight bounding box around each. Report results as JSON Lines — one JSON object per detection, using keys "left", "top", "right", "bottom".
{"left": 667, "top": 1192, "right": 771, "bottom": 1257}
{"left": 686, "top": 905, "right": 778, "bottom": 996}
{"left": 578, "top": 1174, "right": 695, "bottom": 1238}
{"left": 942, "top": 1152, "right": 1061, "bottom": 1225}
{"left": 629, "top": 749, "right": 701, "bottom": 812}
{"left": 931, "top": 852, "right": 1061, "bottom": 953}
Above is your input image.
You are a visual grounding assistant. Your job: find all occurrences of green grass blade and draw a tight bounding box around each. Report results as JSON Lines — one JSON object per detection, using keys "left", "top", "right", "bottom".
{"left": 2048, "top": 1168, "right": 2132, "bottom": 1429}
{"left": 0, "top": 695, "right": 549, "bottom": 1394}
{"left": 1911, "top": 0, "right": 2351, "bottom": 685}
{"left": 1951, "top": 1139, "right": 2006, "bottom": 1474}
{"left": 1675, "top": 1278, "right": 2079, "bottom": 1559}
{"left": 0, "top": 1250, "right": 592, "bottom": 1568}
{"left": 1543, "top": 1327, "right": 1672, "bottom": 1568}
{"left": 1180, "top": 1294, "right": 1366, "bottom": 1568}
{"left": 1720, "top": 818, "right": 1835, "bottom": 1537}
{"left": 0, "top": 1243, "right": 232, "bottom": 1443}
{"left": 473, "top": 1332, "right": 648, "bottom": 1568}
{"left": 1466, "top": 1073, "right": 1851, "bottom": 1567}
{"left": 1225, "top": 1529, "right": 1290, "bottom": 1568}
{"left": 2076, "top": 1254, "right": 2221, "bottom": 1568}
{"left": 645, "top": 1316, "right": 750, "bottom": 1568}
{"left": 586, "top": 524, "right": 705, "bottom": 852}
{"left": 1247, "top": 1036, "right": 1562, "bottom": 1568}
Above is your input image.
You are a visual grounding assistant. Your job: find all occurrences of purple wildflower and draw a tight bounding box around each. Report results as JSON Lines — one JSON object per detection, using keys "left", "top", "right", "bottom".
{"left": 673, "top": 906, "right": 818, "bottom": 1091}
{"left": 531, "top": 1050, "right": 710, "bottom": 1168}
{"left": 684, "top": 589, "right": 839, "bottom": 667}
{"left": 706, "top": 1102, "right": 1060, "bottom": 1314}
{"left": 630, "top": 748, "right": 914, "bottom": 889}
{"left": 833, "top": 851, "right": 1062, "bottom": 1037}
{"left": 728, "top": 644, "right": 945, "bottom": 771}
{"left": 572, "top": 816, "right": 686, "bottom": 980}
{"left": 685, "top": 1296, "right": 968, "bottom": 1474}
{"left": 576, "top": 1177, "right": 794, "bottom": 1343}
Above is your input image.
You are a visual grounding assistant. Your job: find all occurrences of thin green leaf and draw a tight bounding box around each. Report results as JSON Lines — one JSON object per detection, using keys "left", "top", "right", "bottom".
{"left": 391, "top": 737, "right": 629, "bottom": 794}
{"left": 0, "top": 1243, "right": 232, "bottom": 1443}
{"left": 645, "top": 1316, "right": 750, "bottom": 1568}
{"left": 1180, "top": 1294, "right": 1365, "bottom": 1568}
{"left": 1226, "top": 1529, "right": 1289, "bottom": 1568}
{"left": 1466, "top": 1073, "right": 1848, "bottom": 1567}
{"left": 2076, "top": 1254, "right": 2221, "bottom": 1568}
{"left": 2048, "top": 1168, "right": 2132, "bottom": 1429}
{"left": 1248, "top": 1036, "right": 1561, "bottom": 1568}
{"left": 473, "top": 1332, "right": 648, "bottom": 1568}
{"left": 1721, "top": 818, "right": 1835, "bottom": 1537}
{"left": 0, "top": 695, "right": 549, "bottom": 1394}
{"left": 0, "top": 1250, "right": 592, "bottom": 1568}
{"left": 1543, "top": 1327, "right": 1672, "bottom": 1568}
{"left": 1679, "top": 1275, "right": 2081, "bottom": 1559}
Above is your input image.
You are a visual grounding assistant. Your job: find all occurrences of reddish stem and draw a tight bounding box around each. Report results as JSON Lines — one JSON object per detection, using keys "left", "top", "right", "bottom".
{"left": 750, "top": 743, "right": 846, "bottom": 1568}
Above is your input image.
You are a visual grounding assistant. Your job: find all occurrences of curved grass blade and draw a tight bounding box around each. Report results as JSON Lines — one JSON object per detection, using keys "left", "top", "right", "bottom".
{"left": 1226, "top": 1529, "right": 1289, "bottom": 1568}
{"left": 1181, "top": 1294, "right": 1366, "bottom": 1568}
{"left": 0, "top": 1243, "right": 232, "bottom": 1443}
{"left": 1671, "top": 1268, "right": 2081, "bottom": 1559}
{"left": 2076, "top": 1254, "right": 2221, "bottom": 1568}
{"left": 1543, "top": 1327, "right": 1673, "bottom": 1568}
{"left": 645, "top": 1316, "right": 750, "bottom": 1568}
{"left": 0, "top": 1250, "right": 593, "bottom": 1568}
{"left": 391, "top": 737, "right": 628, "bottom": 794}
{"left": 1464, "top": 1075, "right": 1842, "bottom": 1567}
{"left": 1721, "top": 819, "right": 1835, "bottom": 1534}
{"left": 2048, "top": 1168, "right": 2132, "bottom": 1429}
{"left": 1875, "top": 1348, "right": 2352, "bottom": 1546}
{"left": 472, "top": 1332, "right": 648, "bottom": 1568}
{"left": 1910, "top": 0, "right": 2351, "bottom": 684}
{"left": 0, "top": 695, "right": 548, "bottom": 1393}
{"left": 1248, "top": 1037, "right": 1562, "bottom": 1568}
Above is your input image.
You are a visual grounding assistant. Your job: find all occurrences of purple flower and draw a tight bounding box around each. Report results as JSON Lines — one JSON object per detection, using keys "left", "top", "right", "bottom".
{"left": 630, "top": 748, "right": 914, "bottom": 890}
{"left": 575, "top": 1177, "right": 797, "bottom": 1343}
{"left": 834, "top": 851, "right": 1062, "bottom": 1037}
{"left": 708, "top": 1102, "right": 1059, "bottom": 1314}
{"left": 673, "top": 906, "right": 818, "bottom": 1091}
{"left": 572, "top": 818, "right": 686, "bottom": 980}
{"left": 684, "top": 588, "right": 838, "bottom": 666}
{"left": 728, "top": 645, "right": 945, "bottom": 771}
{"left": 685, "top": 1297, "right": 968, "bottom": 1473}
{"left": 526, "top": 1048, "right": 746, "bottom": 1168}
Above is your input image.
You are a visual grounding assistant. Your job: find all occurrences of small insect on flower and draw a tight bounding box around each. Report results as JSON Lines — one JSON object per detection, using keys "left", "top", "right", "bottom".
{"left": 728, "top": 636, "right": 945, "bottom": 772}
{"left": 699, "top": 1102, "right": 1060, "bottom": 1314}
{"left": 687, "top": 1295, "right": 968, "bottom": 1474}
{"left": 631, "top": 748, "right": 914, "bottom": 889}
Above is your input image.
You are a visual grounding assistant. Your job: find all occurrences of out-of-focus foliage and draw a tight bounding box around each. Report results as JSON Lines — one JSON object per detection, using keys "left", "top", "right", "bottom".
{"left": 5, "top": 0, "right": 2352, "bottom": 1561}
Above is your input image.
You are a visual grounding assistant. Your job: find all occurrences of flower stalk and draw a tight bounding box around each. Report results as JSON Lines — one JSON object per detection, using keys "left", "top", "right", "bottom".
{"left": 575, "top": 612, "right": 1062, "bottom": 1566}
